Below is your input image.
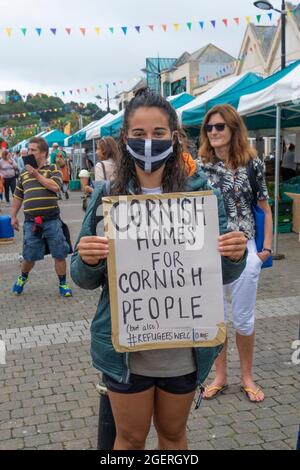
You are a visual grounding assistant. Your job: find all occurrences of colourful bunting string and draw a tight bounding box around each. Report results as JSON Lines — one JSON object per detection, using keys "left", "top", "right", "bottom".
{"left": 2, "top": 10, "right": 286, "bottom": 39}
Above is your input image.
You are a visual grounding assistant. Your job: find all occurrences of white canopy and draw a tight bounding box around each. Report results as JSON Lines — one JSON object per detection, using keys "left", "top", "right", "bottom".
{"left": 85, "top": 113, "right": 115, "bottom": 141}
{"left": 177, "top": 74, "right": 248, "bottom": 122}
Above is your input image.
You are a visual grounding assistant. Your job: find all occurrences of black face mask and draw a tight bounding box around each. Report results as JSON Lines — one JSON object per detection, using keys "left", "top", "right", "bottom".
{"left": 126, "top": 138, "right": 173, "bottom": 173}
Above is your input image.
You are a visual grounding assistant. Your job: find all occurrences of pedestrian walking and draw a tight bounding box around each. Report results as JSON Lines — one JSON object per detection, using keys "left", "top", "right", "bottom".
{"left": 199, "top": 104, "right": 273, "bottom": 403}
{"left": 11, "top": 137, "right": 73, "bottom": 297}
{"left": 0, "top": 150, "right": 18, "bottom": 205}
{"left": 71, "top": 89, "right": 247, "bottom": 450}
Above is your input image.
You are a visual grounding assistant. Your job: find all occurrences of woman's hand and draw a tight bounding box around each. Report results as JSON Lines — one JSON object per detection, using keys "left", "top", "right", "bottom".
{"left": 77, "top": 236, "right": 109, "bottom": 266}
{"left": 218, "top": 231, "right": 247, "bottom": 261}
{"left": 84, "top": 186, "right": 93, "bottom": 194}
{"left": 257, "top": 251, "right": 271, "bottom": 263}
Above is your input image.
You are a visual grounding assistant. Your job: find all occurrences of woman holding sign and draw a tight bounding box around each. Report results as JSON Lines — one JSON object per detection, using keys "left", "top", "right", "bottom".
{"left": 71, "top": 89, "right": 247, "bottom": 450}
{"left": 199, "top": 104, "right": 273, "bottom": 403}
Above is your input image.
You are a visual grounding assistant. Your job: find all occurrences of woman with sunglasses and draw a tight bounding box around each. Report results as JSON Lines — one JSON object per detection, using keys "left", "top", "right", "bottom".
{"left": 199, "top": 104, "right": 273, "bottom": 403}
{"left": 71, "top": 90, "right": 247, "bottom": 450}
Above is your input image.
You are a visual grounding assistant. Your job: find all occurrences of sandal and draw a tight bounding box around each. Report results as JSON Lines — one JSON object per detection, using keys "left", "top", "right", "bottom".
{"left": 240, "top": 386, "right": 264, "bottom": 403}
{"left": 203, "top": 384, "right": 228, "bottom": 400}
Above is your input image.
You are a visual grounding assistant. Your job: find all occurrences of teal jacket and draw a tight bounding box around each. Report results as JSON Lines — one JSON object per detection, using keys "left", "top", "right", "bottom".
{"left": 71, "top": 165, "right": 247, "bottom": 385}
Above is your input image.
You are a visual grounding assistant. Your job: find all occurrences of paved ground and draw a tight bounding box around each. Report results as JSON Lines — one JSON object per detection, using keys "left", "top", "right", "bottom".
{"left": 0, "top": 193, "right": 299, "bottom": 450}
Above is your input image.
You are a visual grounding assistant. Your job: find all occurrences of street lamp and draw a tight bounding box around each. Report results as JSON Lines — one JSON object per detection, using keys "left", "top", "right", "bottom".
{"left": 254, "top": 1, "right": 286, "bottom": 69}
{"left": 254, "top": 1, "right": 287, "bottom": 260}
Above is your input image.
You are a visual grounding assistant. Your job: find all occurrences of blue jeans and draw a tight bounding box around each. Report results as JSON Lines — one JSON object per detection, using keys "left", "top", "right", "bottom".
{"left": 23, "top": 218, "right": 69, "bottom": 261}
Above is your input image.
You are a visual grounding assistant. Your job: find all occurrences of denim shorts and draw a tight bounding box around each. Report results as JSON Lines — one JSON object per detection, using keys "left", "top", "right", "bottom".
{"left": 102, "top": 372, "right": 197, "bottom": 395}
{"left": 23, "top": 219, "right": 69, "bottom": 262}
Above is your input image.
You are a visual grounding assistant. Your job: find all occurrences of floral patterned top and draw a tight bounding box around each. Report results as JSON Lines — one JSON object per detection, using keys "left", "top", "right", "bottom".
{"left": 200, "top": 157, "right": 269, "bottom": 240}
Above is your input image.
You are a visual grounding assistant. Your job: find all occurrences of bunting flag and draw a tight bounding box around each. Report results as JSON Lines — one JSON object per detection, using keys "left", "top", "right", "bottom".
{"left": 5, "top": 28, "right": 12, "bottom": 37}
{"left": 1, "top": 10, "right": 283, "bottom": 39}
{"left": 0, "top": 107, "right": 66, "bottom": 119}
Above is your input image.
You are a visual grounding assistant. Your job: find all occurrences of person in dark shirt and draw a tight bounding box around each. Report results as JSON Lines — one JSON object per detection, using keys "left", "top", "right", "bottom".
{"left": 11, "top": 137, "right": 73, "bottom": 297}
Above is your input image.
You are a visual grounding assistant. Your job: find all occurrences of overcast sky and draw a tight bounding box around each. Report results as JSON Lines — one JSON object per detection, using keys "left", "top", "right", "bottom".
{"left": 0, "top": 0, "right": 281, "bottom": 108}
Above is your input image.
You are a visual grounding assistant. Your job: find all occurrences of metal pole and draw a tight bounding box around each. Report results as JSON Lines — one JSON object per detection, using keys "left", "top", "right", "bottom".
{"left": 92, "top": 138, "right": 96, "bottom": 168}
{"left": 281, "top": 1, "right": 286, "bottom": 70}
{"left": 273, "top": 104, "right": 285, "bottom": 259}
{"left": 96, "top": 384, "right": 116, "bottom": 450}
{"left": 106, "top": 85, "right": 110, "bottom": 113}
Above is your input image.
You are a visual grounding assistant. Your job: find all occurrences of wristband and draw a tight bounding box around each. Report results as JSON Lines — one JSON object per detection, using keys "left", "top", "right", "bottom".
{"left": 262, "top": 248, "right": 272, "bottom": 254}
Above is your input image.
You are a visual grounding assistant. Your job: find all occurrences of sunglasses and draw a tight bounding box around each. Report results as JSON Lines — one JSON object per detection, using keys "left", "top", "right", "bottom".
{"left": 205, "top": 123, "right": 226, "bottom": 133}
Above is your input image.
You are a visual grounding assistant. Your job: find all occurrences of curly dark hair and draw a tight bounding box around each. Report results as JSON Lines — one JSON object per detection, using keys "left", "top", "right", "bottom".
{"left": 112, "top": 88, "right": 189, "bottom": 195}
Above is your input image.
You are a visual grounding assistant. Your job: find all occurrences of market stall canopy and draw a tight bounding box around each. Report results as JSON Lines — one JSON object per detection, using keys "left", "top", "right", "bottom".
{"left": 64, "top": 121, "right": 97, "bottom": 146}
{"left": 84, "top": 113, "right": 114, "bottom": 141}
{"left": 166, "top": 92, "right": 195, "bottom": 109}
{"left": 41, "top": 129, "right": 68, "bottom": 147}
{"left": 10, "top": 130, "right": 47, "bottom": 152}
{"left": 97, "top": 92, "right": 195, "bottom": 138}
{"left": 179, "top": 72, "right": 262, "bottom": 127}
{"left": 236, "top": 60, "right": 300, "bottom": 130}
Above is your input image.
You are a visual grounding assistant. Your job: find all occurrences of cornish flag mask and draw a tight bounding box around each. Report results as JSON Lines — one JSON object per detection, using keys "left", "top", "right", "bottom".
{"left": 126, "top": 138, "right": 174, "bottom": 173}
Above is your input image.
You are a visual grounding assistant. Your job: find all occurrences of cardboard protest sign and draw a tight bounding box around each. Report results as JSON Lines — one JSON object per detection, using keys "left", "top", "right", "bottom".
{"left": 103, "top": 191, "right": 226, "bottom": 353}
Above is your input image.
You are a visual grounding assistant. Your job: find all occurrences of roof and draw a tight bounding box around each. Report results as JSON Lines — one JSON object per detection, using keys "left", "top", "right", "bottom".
{"left": 250, "top": 25, "right": 277, "bottom": 59}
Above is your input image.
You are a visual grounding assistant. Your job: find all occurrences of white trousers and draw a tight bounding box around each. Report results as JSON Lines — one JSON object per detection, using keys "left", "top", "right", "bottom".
{"left": 223, "top": 239, "right": 262, "bottom": 336}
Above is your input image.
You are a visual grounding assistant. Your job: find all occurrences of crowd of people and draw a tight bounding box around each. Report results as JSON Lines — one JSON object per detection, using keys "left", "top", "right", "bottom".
{"left": 1, "top": 88, "right": 299, "bottom": 450}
